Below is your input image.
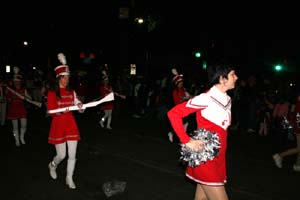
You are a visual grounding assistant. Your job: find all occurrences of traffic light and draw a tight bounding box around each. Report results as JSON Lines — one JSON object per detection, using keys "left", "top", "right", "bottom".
{"left": 202, "top": 61, "right": 207, "bottom": 70}
{"left": 194, "top": 51, "right": 201, "bottom": 58}
{"left": 274, "top": 64, "right": 283, "bottom": 72}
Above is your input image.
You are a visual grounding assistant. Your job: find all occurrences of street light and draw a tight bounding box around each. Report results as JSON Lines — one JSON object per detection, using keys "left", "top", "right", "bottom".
{"left": 6, "top": 65, "right": 10, "bottom": 73}
{"left": 135, "top": 17, "right": 144, "bottom": 24}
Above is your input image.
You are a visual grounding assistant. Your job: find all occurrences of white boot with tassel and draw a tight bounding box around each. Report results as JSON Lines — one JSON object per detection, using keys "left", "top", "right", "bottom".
{"left": 66, "top": 159, "right": 76, "bottom": 189}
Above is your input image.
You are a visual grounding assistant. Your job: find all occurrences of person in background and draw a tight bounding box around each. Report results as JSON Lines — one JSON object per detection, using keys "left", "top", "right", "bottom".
{"left": 272, "top": 94, "right": 300, "bottom": 171}
{"left": 168, "top": 64, "right": 238, "bottom": 200}
{"left": 167, "top": 68, "right": 191, "bottom": 142}
{"left": 98, "top": 69, "right": 114, "bottom": 130}
{"left": 47, "top": 53, "right": 84, "bottom": 189}
{"left": 6, "top": 67, "right": 31, "bottom": 146}
{"left": 0, "top": 78, "right": 7, "bottom": 126}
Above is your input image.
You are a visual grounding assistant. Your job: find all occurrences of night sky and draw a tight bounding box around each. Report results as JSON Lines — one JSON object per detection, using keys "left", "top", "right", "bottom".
{"left": 1, "top": 1, "right": 300, "bottom": 75}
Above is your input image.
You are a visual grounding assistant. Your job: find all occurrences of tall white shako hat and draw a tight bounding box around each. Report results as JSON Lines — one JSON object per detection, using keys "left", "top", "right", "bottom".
{"left": 171, "top": 68, "right": 183, "bottom": 85}
{"left": 13, "top": 66, "right": 22, "bottom": 82}
{"left": 54, "top": 53, "right": 70, "bottom": 77}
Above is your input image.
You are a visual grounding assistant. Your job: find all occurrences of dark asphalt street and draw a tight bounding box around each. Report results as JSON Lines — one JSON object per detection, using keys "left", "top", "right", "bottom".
{"left": 1, "top": 108, "right": 299, "bottom": 200}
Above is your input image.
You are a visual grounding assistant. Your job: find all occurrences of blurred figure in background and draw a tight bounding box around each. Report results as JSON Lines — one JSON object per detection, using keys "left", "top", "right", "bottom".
{"left": 98, "top": 69, "right": 114, "bottom": 130}
{"left": 0, "top": 78, "right": 7, "bottom": 126}
{"left": 167, "top": 68, "right": 191, "bottom": 142}
{"left": 272, "top": 94, "right": 300, "bottom": 171}
{"left": 6, "top": 67, "right": 31, "bottom": 146}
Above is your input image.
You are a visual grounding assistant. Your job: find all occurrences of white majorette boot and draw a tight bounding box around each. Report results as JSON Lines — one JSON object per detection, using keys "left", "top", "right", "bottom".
{"left": 13, "top": 130, "right": 20, "bottom": 147}
{"left": 107, "top": 116, "right": 112, "bottom": 129}
{"left": 20, "top": 128, "right": 26, "bottom": 144}
{"left": 168, "top": 132, "right": 173, "bottom": 143}
{"left": 66, "top": 159, "right": 76, "bottom": 189}
{"left": 272, "top": 153, "right": 282, "bottom": 168}
{"left": 99, "top": 117, "right": 105, "bottom": 128}
{"left": 48, "top": 161, "right": 58, "bottom": 179}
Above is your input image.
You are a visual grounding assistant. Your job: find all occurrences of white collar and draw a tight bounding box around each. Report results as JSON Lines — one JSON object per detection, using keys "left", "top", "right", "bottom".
{"left": 210, "top": 86, "right": 230, "bottom": 105}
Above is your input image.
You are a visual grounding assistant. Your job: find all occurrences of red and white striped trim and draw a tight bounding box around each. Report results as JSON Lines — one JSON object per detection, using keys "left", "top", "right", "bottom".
{"left": 186, "top": 173, "right": 226, "bottom": 186}
{"left": 54, "top": 65, "right": 70, "bottom": 77}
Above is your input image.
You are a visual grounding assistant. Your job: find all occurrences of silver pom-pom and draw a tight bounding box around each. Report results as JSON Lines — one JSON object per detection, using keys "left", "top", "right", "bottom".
{"left": 281, "top": 116, "right": 293, "bottom": 130}
{"left": 281, "top": 116, "right": 295, "bottom": 141}
{"left": 180, "top": 128, "right": 221, "bottom": 167}
{"left": 296, "top": 113, "right": 300, "bottom": 129}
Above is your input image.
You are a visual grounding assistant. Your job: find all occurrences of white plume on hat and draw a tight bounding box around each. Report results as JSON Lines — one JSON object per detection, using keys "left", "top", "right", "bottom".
{"left": 171, "top": 68, "right": 183, "bottom": 85}
{"left": 171, "top": 68, "right": 179, "bottom": 76}
{"left": 58, "top": 53, "right": 67, "bottom": 65}
{"left": 54, "top": 53, "right": 70, "bottom": 77}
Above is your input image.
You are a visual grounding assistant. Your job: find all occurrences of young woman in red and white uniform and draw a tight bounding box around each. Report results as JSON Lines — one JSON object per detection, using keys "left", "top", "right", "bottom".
{"left": 168, "top": 65, "right": 238, "bottom": 200}
{"left": 98, "top": 70, "right": 114, "bottom": 129}
{"left": 47, "top": 54, "right": 84, "bottom": 189}
{"left": 172, "top": 79, "right": 191, "bottom": 105}
{"left": 6, "top": 68, "right": 31, "bottom": 147}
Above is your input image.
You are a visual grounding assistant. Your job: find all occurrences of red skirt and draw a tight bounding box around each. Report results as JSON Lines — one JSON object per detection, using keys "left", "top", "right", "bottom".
{"left": 185, "top": 131, "right": 227, "bottom": 186}
{"left": 7, "top": 101, "right": 27, "bottom": 120}
{"left": 48, "top": 113, "right": 81, "bottom": 144}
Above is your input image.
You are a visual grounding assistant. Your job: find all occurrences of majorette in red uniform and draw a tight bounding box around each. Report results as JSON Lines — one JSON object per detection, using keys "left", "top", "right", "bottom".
{"left": 6, "top": 67, "right": 31, "bottom": 146}
{"left": 6, "top": 67, "right": 28, "bottom": 120}
{"left": 47, "top": 87, "right": 81, "bottom": 144}
{"left": 98, "top": 68, "right": 114, "bottom": 129}
{"left": 47, "top": 53, "right": 84, "bottom": 190}
{"left": 99, "top": 74, "right": 114, "bottom": 111}
{"left": 47, "top": 65, "right": 81, "bottom": 144}
{"left": 99, "top": 85, "right": 114, "bottom": 110}
{"left": 171, "top": 68, "right": 191, "bottom": 105}
{"left": 168, "top": 65, "right": 238, "bottom": 199}
{"left": 6, "top": 83, "right": 27, "bottom": 120}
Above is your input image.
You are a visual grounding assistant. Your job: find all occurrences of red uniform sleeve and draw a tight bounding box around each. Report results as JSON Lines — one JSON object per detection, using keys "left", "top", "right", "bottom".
{"left": 167, "top": 101, "right": 201, "bottom": 144}
{"left": 172, "top": 90, "right": 181, "bottom": 105}
{"left": 47, "top": 91, "right": 58, "bottom": 117}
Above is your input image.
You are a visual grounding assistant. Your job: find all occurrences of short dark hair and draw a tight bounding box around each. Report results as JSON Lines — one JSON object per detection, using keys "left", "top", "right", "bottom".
{"left": 207, "top": 65, "right": 235, "bottom": 87}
